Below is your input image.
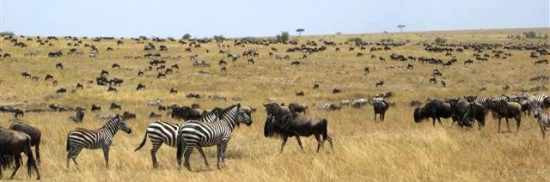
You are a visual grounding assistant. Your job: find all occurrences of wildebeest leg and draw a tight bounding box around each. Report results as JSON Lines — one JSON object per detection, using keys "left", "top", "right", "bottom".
{"left": 102, "top": 145, "right": 110, "bottom": 168}
{"left": 381, "top": 112, "right": 385, "bottom": 121}
{"left": 9, "top": 155, "right": 21, "bottom": 179}
{"left": 35, "top": 143, "right": 41, "bottom": 165}
{"left": 515, "top": 117, "right": 521, "bottom": 132}
{"left": 314, "top": 135, "right": 322, "bottom": 152}
{"left": 197, "top": 147, "right": 209, "bottom": 168}
{"left": 295, "top": 136, "right": 305, "bottom": 152}
{"left": 437, "top": 117, "right": 443, "bottom": 126}
{"left": 280, "top": 136, "right": 289, "bottom": 153}
{"left": 432, "top": 117, "right": 437, "bottom": 126}
{"left": 497, "top": 118, "right": 501, "bottom": 133}
{"left": 505, "top": 118, "right": 510, "bottom": 132}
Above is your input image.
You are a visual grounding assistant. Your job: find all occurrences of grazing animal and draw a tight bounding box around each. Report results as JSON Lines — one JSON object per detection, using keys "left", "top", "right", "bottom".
{"left": 414, "top": 99, "right": 453, "bottom": 126}
{"left": 110, "top": 103, "right": 122, "bottom": 110}
{"left": 176, "top": 104, "right": 253, "bottom": 170}
{"left": 66, "top": 115, "right": 132, "bottom": 169}
{"left": 375, "top": 81, "right": 384, "bottom": 87}
{"left": 288, "top": 103, "right": 308, "bottom": 114}
{"left": 91, "top": 104, "right": 101, "bottom": 112}
{"left": 136, "top": 83, "right": 146, "bottom": 91}
{"left": 8, "top": 122, "right": 42, "bottom": 165}
{"left": 372, "top": 97, "right": 389, "bottom": 121}
{"left": 0, "top": 128, "right": 40, "bottom": 180}
{"left": 488, "top": 100, "right": 522, "bottom": 133}
{"left": 170, "top": 106, "right": 203, "bottom": 121}
{"left": 135, "top": 110, "right": 222, "bottom": 168}
{"left": 56, "top": 63, "right": 64, "bottom": 70}
{"left": 70, "top": 108, "right": 85, "bottom": 123}
{"left": 263, "top": 103, "right": 333, "bottom": 153}
{"left": 533, "top": 108, "right": 550, "bottom": 138}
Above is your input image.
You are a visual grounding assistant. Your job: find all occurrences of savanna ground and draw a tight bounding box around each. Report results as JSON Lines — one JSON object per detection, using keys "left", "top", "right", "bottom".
{"left": 0, "top": 28, "right": 549, "bottom": 182}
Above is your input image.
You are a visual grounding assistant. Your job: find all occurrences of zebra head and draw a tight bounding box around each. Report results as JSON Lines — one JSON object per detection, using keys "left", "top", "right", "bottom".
{"left": 114, "top": 115, "right": 132, "bottom": 134}
{"left": 236, "top": 104, "right": 253, "bottom": 126}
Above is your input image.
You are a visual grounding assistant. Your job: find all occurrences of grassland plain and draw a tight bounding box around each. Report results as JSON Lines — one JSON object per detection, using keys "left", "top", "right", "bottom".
{"left": 0, "top": 28, "right": 549, "bottom": 182}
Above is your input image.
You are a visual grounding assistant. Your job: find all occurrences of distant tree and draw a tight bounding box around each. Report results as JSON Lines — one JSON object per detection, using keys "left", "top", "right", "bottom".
{"left": 523, "top": 31, "right": 538, "bottom": 39}
{"left": 182, "top": 33, "right": 192, "bottom": 40}
{"left": 213, "top": 35, "right": 226, "bottom": 42}
{"left": 0, "top": 31, "right": 15, "bottom": 37}
{"left": 276, "top": 32, "right": 290, "bottom": 43}
{"left": 435, "top": 37, "right": 447, "bottom": 45}
{"left": 347, "top": 37, "right": 363, "bottom": 46}
{"left": 296, "top": 28, "right": 305, "bottom": 36}
{"left": 397, "top": 25, "right": 406, "bottom": 32}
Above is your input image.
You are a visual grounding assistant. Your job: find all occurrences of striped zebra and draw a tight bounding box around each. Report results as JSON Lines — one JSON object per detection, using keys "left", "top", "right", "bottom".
{"left": 533, "top": 108, "right": 550, "bottom": 138}
{"left": 176, "top": 104, "right": 252, "bottom": 170}
{"left": 66, "top": 115, "right": 132, "bottom": 169}
{"left": 134, "top": 109, "right": 223, "bottom": 168}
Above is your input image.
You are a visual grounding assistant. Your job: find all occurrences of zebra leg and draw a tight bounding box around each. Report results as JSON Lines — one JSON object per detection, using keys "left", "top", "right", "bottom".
{"left": 67, "top": 147, "right": 82, "bottom": 170}
{"left": 216, "top": 145, "right": 222, "bottom": 169}
{"left": 220, "top": 142, "right": 228, "bottom": 169}
{"left": 9, "top": 155, "right": 21, "bottom": 179}
{"left": 295, "top": 136, "right": 305, "bottom": 152}
{"left": 280, "top": 136, "right": 289, "bottom": 153}
{"left": 197, "top": 147, "right": 210, "bottom": 168}
{"left": 184, "top": 147, "right": 193, "bottom": 171}
{"left": 102, "top": 145, "right": 110, "bottom": 168}
{"left": 151, "top": 143, "right": 161, "bottom": 168}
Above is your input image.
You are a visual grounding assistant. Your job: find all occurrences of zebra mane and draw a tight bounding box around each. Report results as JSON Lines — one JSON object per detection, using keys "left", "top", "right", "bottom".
{"left": 100, "top": 115, "right": 121, "bottom": 129}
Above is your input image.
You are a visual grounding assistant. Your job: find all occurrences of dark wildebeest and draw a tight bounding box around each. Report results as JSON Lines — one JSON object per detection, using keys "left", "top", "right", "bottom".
{"left": 372, "top": 97, "right": 389, "bottom": 121}
{"left": 264, "top": 103, "right": 333, "bottom": 153}
{"left": 414, "top": 99, "right": 452, "bottom": 126}
{"left": 288, "top": 103, "right": 308, "bottom": 115}
{"left": 70, "top": 108, "right": 85, "bottom": 123}
{"left": 8, "top": 122, "right": 42, "bottom": 165}
{"left": 0, "top": 128, "right": 40, "bottom": 180}
{"left": 170, "top": 106, "right": 202, "bottom": 120}
{"left": 488, "top": 100, "right": 522, "bottom": 133}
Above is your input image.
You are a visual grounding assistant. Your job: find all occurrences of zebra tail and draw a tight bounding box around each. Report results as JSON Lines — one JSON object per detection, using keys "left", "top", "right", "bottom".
{"left": 134, "top": 131, "right": 148, "bottom": 151}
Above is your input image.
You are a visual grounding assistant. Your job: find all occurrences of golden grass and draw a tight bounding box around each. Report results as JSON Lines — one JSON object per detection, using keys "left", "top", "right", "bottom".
{"left": 0, "top": 28, "right": 549, "bottom": 181}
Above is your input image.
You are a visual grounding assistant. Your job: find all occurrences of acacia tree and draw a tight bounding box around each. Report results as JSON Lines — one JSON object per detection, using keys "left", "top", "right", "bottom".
{"left": 296, "top": 28, "right": 305, "bottom": 36}
{"left": 397, "top": 25, "right": 406, "bottom": 32}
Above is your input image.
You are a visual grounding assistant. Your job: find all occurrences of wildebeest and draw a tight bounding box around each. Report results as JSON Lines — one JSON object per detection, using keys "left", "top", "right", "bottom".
{"left": 488, "top": 100, "right": 522, "bottom": 133}
{"left": 170, "top": 106, "right": 202, "bottom": 121}
{"left": 372, "top": 97, "right": 389, "bottom": 121}
{"left": 110, "top": 103, "right": 122, "bottom": 110}
{"left": 8, "top": 122, "right": 42, "bottom": 166}
{"left": 70, "top": 108, "right": 85, "bottom": 123}
{"left": 264, "top": 103, "right": 333, "bottom": 153}
{"left": 91, "top": 104, "right": 101, "bottom": 112}
{"left": 414, "top": 99, "right": 452, "bottom": 126}
{"left": 288, "top": 102, "right": 308, "bottom": 115}
{"left": 0, "top": 128, "right": 40, "bottom": 180}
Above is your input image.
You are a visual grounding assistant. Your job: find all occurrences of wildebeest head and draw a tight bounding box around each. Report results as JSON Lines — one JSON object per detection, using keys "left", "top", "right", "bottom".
{"left": 413, "top": 107, "right": 424, "bottom": 123}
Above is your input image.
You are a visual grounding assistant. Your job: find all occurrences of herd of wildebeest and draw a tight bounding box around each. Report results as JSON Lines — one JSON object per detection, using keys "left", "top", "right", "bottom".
{"left": 0, "top": 33, "right": 549, "bottom": 180}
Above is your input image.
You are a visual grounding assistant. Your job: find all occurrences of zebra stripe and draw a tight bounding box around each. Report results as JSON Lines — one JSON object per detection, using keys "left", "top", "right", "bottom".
{"left": 134, "top": 109, "right": 222, "bottom": 168}
{"left": 534, "top": 108, "right": 550, "bottom": 138}
{"left": 66, "top": 116, "right": 132, "bottom": 169}
{"left": 176, "top": 104, "right": 252, "bottom": 170}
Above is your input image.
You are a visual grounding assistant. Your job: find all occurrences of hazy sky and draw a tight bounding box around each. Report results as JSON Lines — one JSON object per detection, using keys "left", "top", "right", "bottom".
{"left": 1, "top": 0, "right": 548, "bottom": 37}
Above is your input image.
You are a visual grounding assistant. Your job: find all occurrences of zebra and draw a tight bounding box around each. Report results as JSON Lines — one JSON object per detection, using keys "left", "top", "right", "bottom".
{"left": 134, "top": 108, "right": 223, "bottom": 168}
{"left": 533, "top": 108, "right": 550, "bottom": 139}
{"left": 176, "top": 104, "right": 253, "bottom": 171}
{"left": 66, "top": 115, "right": 132, "bottom": 169}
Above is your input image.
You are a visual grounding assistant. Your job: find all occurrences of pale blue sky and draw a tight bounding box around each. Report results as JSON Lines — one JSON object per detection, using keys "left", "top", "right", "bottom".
{"left": 1, "top": 0, "right": 548, "bottom": 37}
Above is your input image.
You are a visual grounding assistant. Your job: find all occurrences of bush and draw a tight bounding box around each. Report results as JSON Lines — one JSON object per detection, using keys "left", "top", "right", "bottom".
{"left": 435, "top": 37, "right": 447, "bottom": 45}
{"left": 213, "top": 35, "right": 226, "bottom": 42}
{"left": 0, "top": 31, "right": 15, "bottom": 37}
{"left": 347, "top": 37, "right": 363, "bottom": 46}
{"left": 276, "top": 32, "right": 289, "bottom": 43}
{"left": 182, "top": 33, "right": 192, "bottom": 40}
